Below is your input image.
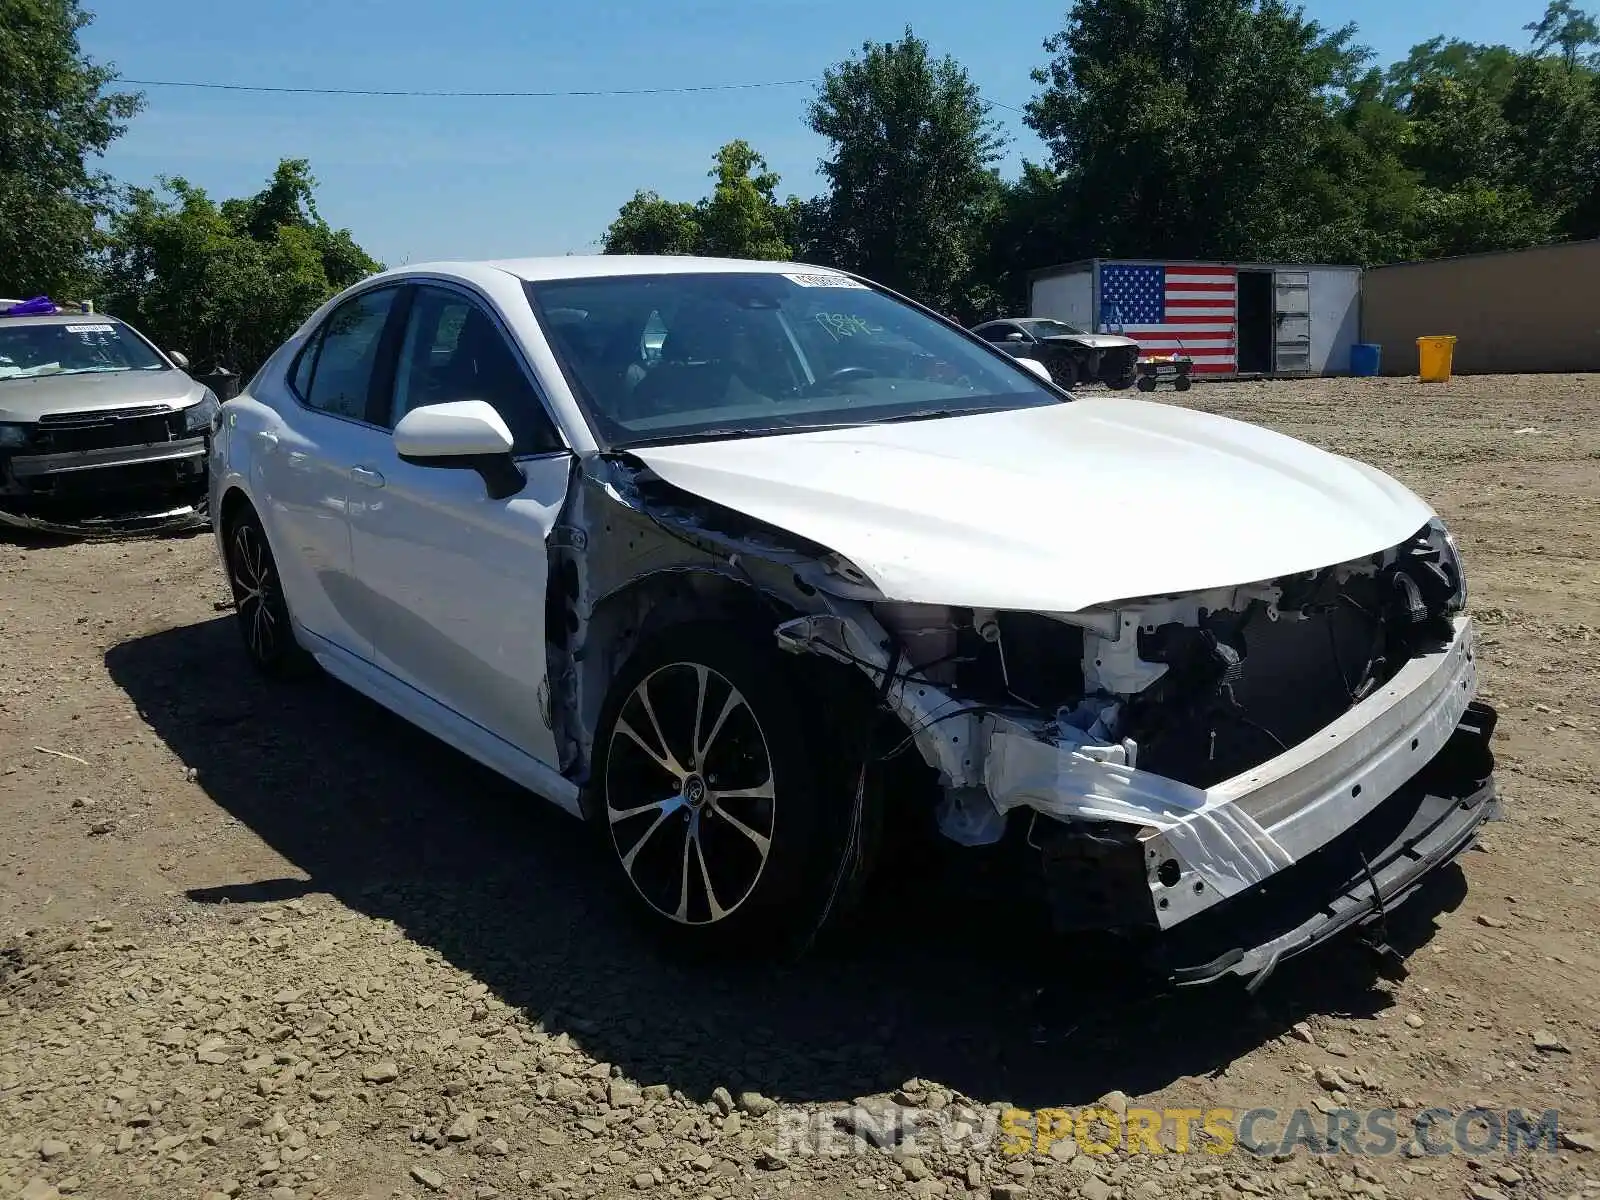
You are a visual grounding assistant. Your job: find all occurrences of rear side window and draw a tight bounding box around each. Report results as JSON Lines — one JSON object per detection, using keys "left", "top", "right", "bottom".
{"left": 289, "top": 335, "right": 317, "bottom": 397}
{"left": 295, "top": 288, "right": 399, "bottom": 421}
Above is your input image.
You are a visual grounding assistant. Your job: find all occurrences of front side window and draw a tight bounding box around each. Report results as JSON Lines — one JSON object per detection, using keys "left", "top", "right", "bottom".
{"left": 299, "top": 288, "right": 398, "bottom": 421}
{"left": 524, "top": 272, "right": 1058, "bottom": 448}
{"left": 0, "top": 320, "right": 168, "bottom": 380}
{"left": 388, "top": 286, "right": 562, "bottom": 455}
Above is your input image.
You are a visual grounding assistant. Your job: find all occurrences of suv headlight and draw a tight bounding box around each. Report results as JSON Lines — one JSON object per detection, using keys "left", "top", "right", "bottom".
{"left": 0, "top": 423, "right": 29, "bottom": 449}
{"left": 1424, "top": 516, "right": 1467, "bottom": 612}
{"left": 184, "top": 390, "right": 221, "bottom": 433}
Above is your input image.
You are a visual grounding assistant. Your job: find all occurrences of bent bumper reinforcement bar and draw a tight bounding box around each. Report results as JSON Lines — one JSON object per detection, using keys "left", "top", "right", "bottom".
{"left": 1149, "top": 699, "right": 1498, "bottom": 989}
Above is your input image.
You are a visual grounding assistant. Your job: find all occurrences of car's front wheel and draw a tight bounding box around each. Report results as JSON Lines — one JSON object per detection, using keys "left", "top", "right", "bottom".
{"left": 1047, "top": 352, "right": 1080, "bottom": 389}
{"left": 224, "top": 505, "right": 311, "bottom": 678}
{"left": 1101, "top": 348, "right": 1139, "bottom": 390}
{"left": 592, "top": 623, "right": 857, "bottom": 957}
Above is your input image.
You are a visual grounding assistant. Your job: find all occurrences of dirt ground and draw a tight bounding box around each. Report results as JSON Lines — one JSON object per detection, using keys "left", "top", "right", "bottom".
{"left": 2, "top": 374, "right": 1598, "bottom": 1200}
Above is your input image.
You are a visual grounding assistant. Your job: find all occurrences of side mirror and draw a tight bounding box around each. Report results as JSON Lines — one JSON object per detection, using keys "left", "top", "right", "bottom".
{"left": 394, "top": 400, "right": 525, "bottom": 500}
{"left": 169, "top": 350, "right": 190, "bottom": 370}
{"left": 1004, "top": 331, "right": 1027, "bottom": 342}
{"left": 1016, "top": 356, "right": 1054, "bottom": 385}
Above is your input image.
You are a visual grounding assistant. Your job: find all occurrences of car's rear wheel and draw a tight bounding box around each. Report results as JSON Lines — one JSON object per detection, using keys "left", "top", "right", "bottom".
{"left": 224, "top": 505, "right": 311, "bottom": 678}
{"left": 592, "top": 622, "right": 861, "bottom": 958}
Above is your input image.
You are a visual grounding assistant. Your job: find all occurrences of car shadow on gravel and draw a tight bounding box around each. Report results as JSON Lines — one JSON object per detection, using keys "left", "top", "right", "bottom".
{"left": 106, "top": 616, "right": 1470, "bottom": 1111}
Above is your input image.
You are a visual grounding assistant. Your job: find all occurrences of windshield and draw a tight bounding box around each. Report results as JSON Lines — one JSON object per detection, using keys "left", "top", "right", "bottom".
{"left": 0, "top": 321, "right": 168, "bottom": 380}
{"left": 524, "top": 271, "right": 1060, "bottom": 447}
{"left": 1020, "top": 318, "right": 1088, "bottom": 337}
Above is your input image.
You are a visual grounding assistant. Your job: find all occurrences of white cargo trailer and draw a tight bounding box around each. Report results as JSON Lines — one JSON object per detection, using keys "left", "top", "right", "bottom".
{"left": 1027, "top": 258, "right": 1363, "bottom": 379}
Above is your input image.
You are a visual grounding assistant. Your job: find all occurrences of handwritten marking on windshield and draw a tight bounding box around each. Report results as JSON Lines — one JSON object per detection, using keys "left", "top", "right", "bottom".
{"left": 813, "top": 312, "right": 883, "bottom": 341}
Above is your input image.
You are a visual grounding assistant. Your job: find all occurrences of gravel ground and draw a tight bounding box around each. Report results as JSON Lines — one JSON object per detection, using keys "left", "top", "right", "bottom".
{"left": 2, "top": 374, "right": 1598, "bottom": 1200}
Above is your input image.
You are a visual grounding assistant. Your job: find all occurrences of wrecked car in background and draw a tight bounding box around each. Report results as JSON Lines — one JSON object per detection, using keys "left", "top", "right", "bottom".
{"left": 207, "top": 256, "right": 1497, "bottom": 988}
{"left": 971, "top": 316, "right": 1141, "bottom": 390}
{"left": 0, "top": 297, "right": 216, "bottom": 536}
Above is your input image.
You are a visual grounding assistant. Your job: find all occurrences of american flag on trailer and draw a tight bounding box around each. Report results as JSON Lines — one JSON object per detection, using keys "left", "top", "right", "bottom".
{"left": 1097, "top": 262, "right": 1238, "bottom": 375}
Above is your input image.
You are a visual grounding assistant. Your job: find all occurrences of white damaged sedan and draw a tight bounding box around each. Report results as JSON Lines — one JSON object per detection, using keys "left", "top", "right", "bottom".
{"left": 209, "top": 256, "right": 1497, "bottom": 986}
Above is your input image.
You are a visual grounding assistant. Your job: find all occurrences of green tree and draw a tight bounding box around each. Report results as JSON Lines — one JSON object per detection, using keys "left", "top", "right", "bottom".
{"left": 600, "top": 140, "right": 797, "bottom": 259}
{"left": 102, "top": 160, "right": 381, "bottom": 374}
{"left": 601, "top": 190, "right": 703, "bottom": 255}
{"left": 0, "top": 0, "right": 142, "bottom": 298}
{"left": 1524, "top": 0, "right": 1600, "bottom": 69}
{"left": 696, "top": 140, "right": 793, "bottom": 259}
{"left": 1026, "top": 0, "right": 1366, "bottom": 263}
{"left": 971, "top": 162, "right": 1074, "bottom": 315}
{"left": 1381, "top": 38, "right": 1521, "bottom": 107}
{"left": 806, "top": 28, "right": 1005, "bottom": 318}
{"left": 1385, "top": 38, "right": 1598, "bottom": 250}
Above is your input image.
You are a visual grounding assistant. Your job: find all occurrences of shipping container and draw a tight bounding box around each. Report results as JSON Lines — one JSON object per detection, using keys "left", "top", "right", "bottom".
{"left": 1027, "top": 258, "right": 1363, "bottom": 379}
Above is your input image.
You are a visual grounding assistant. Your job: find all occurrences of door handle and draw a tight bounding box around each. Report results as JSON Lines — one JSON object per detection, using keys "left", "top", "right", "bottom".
{"left": 255, "top": 431, "right": 279, "bottom": 449}
{"left": 349, "top": 466, "right": 386, "bottom": 488}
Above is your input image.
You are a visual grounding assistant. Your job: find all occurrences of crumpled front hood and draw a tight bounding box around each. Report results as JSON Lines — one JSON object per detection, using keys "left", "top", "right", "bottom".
{"left": 0, "top": 370, "right": 203, "bottom": 422}
{"left": 629, "top": 398, "right": 1436, "bottom": 613}
{"left": 1043, "top": 334, "right": 1136, "bottom": 350}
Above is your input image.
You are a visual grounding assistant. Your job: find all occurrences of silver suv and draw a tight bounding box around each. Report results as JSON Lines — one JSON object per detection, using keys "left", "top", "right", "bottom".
{"left": 0, "top": 303, "right": 218, "bottom": 535}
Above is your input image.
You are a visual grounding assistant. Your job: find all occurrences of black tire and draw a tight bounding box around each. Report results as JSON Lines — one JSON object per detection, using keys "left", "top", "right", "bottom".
{"left": 223, "top": 505, "right": 313, "bottom": 679}
{"left": 1136, "top": 375, "right": 1158, "bottom": 393}
{"left": 1174, "top": 375, "right": 1192, "bottom": 392}
{"left": 1052, "top": 354, "right": 1080, "bottom": 390}
{"left": 590, "top": 621, "right": 864, "bottom": 959}
{"left": 1102, "top": 350, "right": 1139, "bottom": 390}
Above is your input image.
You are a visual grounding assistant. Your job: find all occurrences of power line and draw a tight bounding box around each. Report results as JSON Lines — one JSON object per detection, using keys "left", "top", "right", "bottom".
{"left": 112, "top": 76, "right": 821, "bottom": 98}
{"left": 111, "top": 75, "right": 1033, "bottom": 114}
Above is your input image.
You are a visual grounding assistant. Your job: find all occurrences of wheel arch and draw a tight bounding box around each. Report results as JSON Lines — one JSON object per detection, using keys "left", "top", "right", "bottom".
{"left": 564, "top": 565, "right": 879, "bottom": 821}
{"left": 218, "top": 484, "right": 255, "bottom": 534}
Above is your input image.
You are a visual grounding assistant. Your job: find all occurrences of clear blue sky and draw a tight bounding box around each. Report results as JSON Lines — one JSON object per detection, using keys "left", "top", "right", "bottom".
{"left": 82, "top": 0, "right": 1546, "bottom": 267}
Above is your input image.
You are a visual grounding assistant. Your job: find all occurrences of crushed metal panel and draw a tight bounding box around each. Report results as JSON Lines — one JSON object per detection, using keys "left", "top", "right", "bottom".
{"left": 544, "top": 452, "right": 851, "bottom": 788}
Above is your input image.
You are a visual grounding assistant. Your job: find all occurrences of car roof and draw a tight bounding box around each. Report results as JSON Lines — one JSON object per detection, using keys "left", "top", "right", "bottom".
{"left": 369, "top": 255, "right": 844, "bottom": 287}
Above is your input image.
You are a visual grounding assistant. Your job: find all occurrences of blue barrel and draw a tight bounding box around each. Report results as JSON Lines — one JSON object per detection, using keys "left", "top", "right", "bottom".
{"left": 1350, "top": 343, "right": 1381, "bottom": 376}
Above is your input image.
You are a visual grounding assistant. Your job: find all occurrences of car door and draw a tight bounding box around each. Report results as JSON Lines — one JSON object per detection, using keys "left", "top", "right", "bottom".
{"left": 345, "top": 282, "right": 572, "bottom": 767}
{"left": 978, "top": 322, "right": 1029, "bottom": 357}
{"left": 253, "top": 284, "right": 404, "bottom": 661}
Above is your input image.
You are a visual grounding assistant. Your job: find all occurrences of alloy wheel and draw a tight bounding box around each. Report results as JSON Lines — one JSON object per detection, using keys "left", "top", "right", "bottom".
{"left": 604, "top": 662, "right": 777, "bottom": 925}
{"left": 229, "top": 521, "right": 280, "bottom": 664}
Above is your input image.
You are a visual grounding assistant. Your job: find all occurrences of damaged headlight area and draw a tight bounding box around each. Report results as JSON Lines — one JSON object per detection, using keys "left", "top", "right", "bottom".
{"left": 777, "top": 519, "right": 1495, "bottom": 984}
{"left": 183, "top": 389, "right": 221, "bottom": 433}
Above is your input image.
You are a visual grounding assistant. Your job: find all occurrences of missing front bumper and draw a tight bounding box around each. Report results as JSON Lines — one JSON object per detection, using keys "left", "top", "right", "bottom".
{"left": 0, "top": 438, "right": 209, "bottom": 538}
{"left": 1082, "top": 700, "right": 1498, "bottom": 989}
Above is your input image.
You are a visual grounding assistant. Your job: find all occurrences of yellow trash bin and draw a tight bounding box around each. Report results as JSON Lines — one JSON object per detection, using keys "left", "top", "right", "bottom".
{"left": 1416, "top": 335, "right": 1457, "bottom": 383}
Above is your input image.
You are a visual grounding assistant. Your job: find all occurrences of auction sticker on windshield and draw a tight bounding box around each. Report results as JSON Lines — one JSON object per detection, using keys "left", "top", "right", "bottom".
{"left": 783, "top": 272, "right": 867, "bottom": 289}
{"left": 71, "top": 324, "right": 116, "bottom": 334}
